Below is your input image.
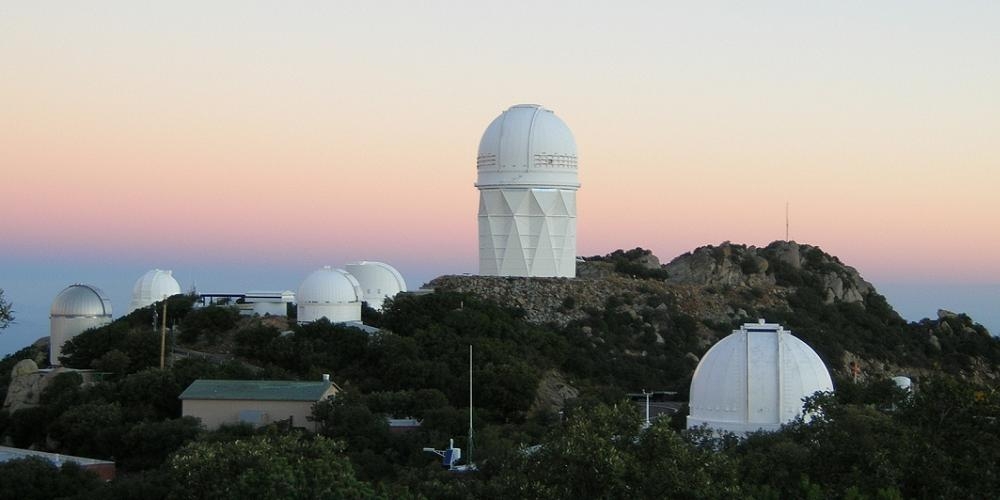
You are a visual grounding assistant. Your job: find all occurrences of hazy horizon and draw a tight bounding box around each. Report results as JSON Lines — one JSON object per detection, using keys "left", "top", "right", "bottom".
{"left": 2, "top": 246, "right": 998, "bottom": 357}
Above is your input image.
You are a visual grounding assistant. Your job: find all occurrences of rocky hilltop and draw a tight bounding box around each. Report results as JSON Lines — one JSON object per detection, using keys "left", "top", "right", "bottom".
{"left": 664, "top": 241, "right": 874, "bottom": 304}
{"left": 431, "top": 241, "right": 999, "bottom": 385}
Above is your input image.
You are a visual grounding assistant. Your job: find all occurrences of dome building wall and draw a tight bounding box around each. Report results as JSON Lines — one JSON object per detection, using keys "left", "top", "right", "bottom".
{"left": 296, "top": 266, "right": 363, "bottom": 324}
{"left": 687, "top": 320, "right": 834, "bottom": 434}
{"left": 50, "top": 284, "right": 113, "bottom": 366}
{"left": 344, "top": 261, "right": 407, "bottom": 311}
{"left": 476, "top": 104, "right": 579, "bottom": 278}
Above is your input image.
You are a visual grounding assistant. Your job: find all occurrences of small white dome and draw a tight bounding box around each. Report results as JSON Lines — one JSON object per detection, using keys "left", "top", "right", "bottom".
{"left": 298, "top": 266, "right": 362, "bottom": 304}
{"left": 128, "top": 269, "right": 182, "bottom": 313}
{"left": 296, "top": 266, "right": 363, "bottom": 324}
{"left": 476, "top": 104, "right": 579, "bottom": 189}
{"left": 892, "top": 376, "right": 913, "bottom": 391}
{"left": 344, "top": 261, "right": 407, "bottom": 311}
{"left": 687, "top": 320, "right": 833, "bottom": 434}
{"left": 51, "top": 284, "right": 113, "bottom": 318}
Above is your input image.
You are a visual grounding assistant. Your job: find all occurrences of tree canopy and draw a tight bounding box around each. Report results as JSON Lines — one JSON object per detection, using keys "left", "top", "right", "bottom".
{"left": 1, "top": 252, "right": 999, "bottom": 498}
{"left": 0, "top": 288, "right": 13, "bottom": 330}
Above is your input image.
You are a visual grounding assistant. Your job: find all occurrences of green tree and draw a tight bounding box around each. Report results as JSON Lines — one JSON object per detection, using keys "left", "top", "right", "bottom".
{"left": 165, "top": 434, "right": 374, "bottom": 500}
{"left": 486, "top": 401, "right": 740, "bottom": 499}
{"left": 47, "top": 402, "right": 125, "bottom": 458}
{"left": 894, "top": 376, "right": 1000, "bottom": 497}
{"left": 0, "top": 288, "right": 13, "bottom": 330}
{"left": 629, "top": 420, "right": 739, "bottom": 498}
{"left": 312, "top": 390, "right": 394, "bottom": 480}
{"left": 233, "top": 323, "right": 280, "bottom": 358}
{"left": 59, "top": 322, "right": 160, "bottom": 372}
{"left": 178, "top": 306, "right": 239, "bottom": 343}
{"left": 92, "top": 349, "right": 132, "bottom": 374}
{"left": 120, "top": 417, "right": 202, "bottom": 471}
{"left": 114, "top": 368, "right": 183, "bottom": 420}
{"left": 6, "top": 406, "right": 52, "bottom": 448}
{"left": 0, "top": 457, "right": 102, "bottom": 500}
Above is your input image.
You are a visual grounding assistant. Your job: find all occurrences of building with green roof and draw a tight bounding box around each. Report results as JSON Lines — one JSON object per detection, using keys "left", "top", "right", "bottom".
{"left": 180, "top": 378, "right": 339, "bottom": 431}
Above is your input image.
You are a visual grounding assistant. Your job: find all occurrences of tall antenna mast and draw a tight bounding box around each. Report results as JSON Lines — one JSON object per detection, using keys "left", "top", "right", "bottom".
{"left": 159, "top": 296, "right": 168, "bottom": 369}
{"left": 785, "top": 202, "right": 789, "bottom": 241}
{"left": 468, "top": 344, "right": 474, "bottom": 467}
{"left": 420, "top": 346, "right": 477, "bottom": 472}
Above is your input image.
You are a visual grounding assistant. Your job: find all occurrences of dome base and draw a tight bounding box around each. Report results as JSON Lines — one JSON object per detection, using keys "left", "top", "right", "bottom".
{"left": 478, "top": 187, "right": 576, "bottom": 278}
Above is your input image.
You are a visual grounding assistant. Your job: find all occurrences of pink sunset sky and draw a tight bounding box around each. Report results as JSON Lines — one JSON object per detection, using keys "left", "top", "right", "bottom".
{"left": 1, "top": 2, "right": 998, "bottom": 352}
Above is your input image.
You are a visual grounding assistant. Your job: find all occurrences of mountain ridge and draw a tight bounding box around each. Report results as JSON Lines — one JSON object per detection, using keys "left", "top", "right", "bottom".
{"left": 431, "top": 240, "right": 999, "bottom": 385}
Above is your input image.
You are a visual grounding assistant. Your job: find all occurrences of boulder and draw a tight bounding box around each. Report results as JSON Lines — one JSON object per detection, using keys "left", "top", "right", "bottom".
{"left": 11, "top": 359, "right": 38, "bottom": 378}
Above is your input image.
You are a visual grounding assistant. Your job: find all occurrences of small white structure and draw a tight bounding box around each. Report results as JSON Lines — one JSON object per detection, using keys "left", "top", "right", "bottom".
{"left": 50, "top": 284, "right": 113, "bottom": 366}
{"left": 128, "top": 269, "right": 181, "bottom": 314}
{"left": 892, "top": 376, "right": 913, "bottom": 392}
{"left": 240, "top": 291, "right": 295, "bottom": 317}
{"left": 0, "top": 446, "right": 116, "bottom": 481}
{"left": 344, "top": 261, "right": 407, "bottom": 311}
{"left": 296, "top": 266, "right": 363, "bottom": 324}
{"left": 687, "top": 320, "right": 834, "bottom": 434}
{"left": 476, "top": 104, "right": 579, "bottom": 278}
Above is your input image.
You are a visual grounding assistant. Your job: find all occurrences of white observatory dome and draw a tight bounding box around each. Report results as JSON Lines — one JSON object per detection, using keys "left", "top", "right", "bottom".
{"left": 687, "top": 320, "right": 834, "bottom": 434}
{"left": 476, "top": 104, "right": 579, "bottom": 189}
{"left": 296, "top": 266, "right": 363, "bottom": 324}
{"left": 50, "top": 284, "right": 113, "bottom": 366}
{"left": 344, "top": 261, "right": 407, "bottom": 311}
{"left": 128, "top": 269, "right": 182, "bottom": 313}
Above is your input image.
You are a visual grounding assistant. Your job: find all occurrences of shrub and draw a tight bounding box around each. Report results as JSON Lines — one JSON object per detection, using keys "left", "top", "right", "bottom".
{"left": 178, "top": 306, "right": 239, "bottom": 343}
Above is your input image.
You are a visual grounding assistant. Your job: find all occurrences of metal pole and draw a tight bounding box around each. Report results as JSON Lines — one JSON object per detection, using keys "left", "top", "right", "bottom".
{"left": 159, "top": 297, "right": 168, "bottom": 369}
{"left": 468, "top": 344, "right": 474, "bottom": 466}
{"left": 645, "top": 390, "right": 651, "bottom": 426}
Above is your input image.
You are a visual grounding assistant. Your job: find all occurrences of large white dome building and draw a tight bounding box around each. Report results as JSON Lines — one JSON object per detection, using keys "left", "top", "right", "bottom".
{"left": 687, "top": 320, "right": 834, "bottom": 434}
{"left": 476, "top": 104, "right": 579, "bottom": 278}
{"left": 50, "top": 284, "right": 113, "bottom": 366}
{"left": 128, "top": 269, "right": 182, "bottom": 314}
{"left": 296, "top": 266, "right": 363, "bottom": 324}
{"left": 344, "top": 261, "right": 407, "bottom": 311}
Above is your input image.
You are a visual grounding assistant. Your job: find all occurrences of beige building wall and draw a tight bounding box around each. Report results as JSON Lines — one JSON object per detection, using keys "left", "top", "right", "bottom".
{"left": 183, "top": 387, "right": 336, "bottom": 432}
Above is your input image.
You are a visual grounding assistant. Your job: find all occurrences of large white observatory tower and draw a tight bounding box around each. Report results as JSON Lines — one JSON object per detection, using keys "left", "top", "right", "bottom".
{"left": 687, "top": 320, "right": 834, "bottom": 434}
{"left": 476, "top": 104, "right": 579, "bottom": 278}
{"left": 50, "top": 284, "right": 113, "bottom": 366}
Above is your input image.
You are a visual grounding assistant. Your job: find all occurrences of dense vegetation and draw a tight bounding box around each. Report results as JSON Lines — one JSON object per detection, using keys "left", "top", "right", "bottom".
{"left": 585, "top": 247, "right": 671, "bottom": 280}
{"left": 0, "top": 288, "right": 13, "bottom": 330}
{"left": 1, "top": 246, "right": 999, "bottom": 498}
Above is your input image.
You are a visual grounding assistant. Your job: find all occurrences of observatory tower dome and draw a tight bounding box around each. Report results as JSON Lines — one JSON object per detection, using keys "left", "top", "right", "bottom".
{"left": 687, "top": 320, "right": 834, "bottom": 434}
{"left": 476, "top": 104, "right": 579, "bottom": 277}
{"left": 128, "top": 269, "right": 182, "bottom": 314}
{"left": 296, "top": 266, "right": 363, "bottom": 324}
{"left": 50, "top": 284, "right": 113, "bottom": 366}
{"left": 344, "top": 261, "right": 407, "bottom": 311}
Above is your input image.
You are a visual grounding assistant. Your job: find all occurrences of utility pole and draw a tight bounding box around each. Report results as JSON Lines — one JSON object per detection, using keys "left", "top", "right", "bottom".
{"left": 467, "top": 344, "right": 474, "bottom": 467}
{"left": 643, "top": 389, "right": 652, "bottom": 427}
{"left": 159, "top": 297, "right": 168, "bottom": 369}
{"left": 785, "top": 202, "right": 790, "bottom": 241}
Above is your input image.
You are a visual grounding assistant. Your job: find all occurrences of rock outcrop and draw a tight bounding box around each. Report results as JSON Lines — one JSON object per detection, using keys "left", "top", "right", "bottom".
{"left": 531, "top": 370, "right": 580, "bottom": 414}
{"left": 664, "top": 241, "right": 874, "bottom": 306}
{"left": 429, "top": 274, "right": 643, "bottom": 326}
{"left": 662, "top": 242, "right": 774, "bottom": 288}
{"left": 3, "top": 360, "right": 59, "bottom": 413}
{"left": 428, "top": 241, "right": 996, "bottom": 384}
